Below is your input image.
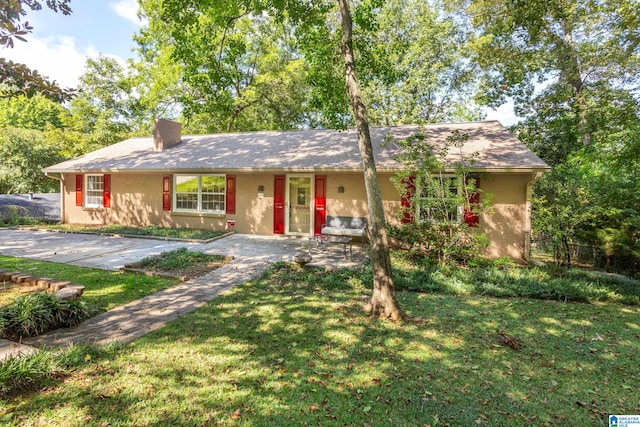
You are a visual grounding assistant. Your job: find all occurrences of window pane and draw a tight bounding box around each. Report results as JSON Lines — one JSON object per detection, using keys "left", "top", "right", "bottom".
{"left": 202, "top": 175, "right": 225, "bottom": 193}
{"left": 87, "top": 175, "right": 104, "bottom": 191}
{"left": 176, "top": 175, "right": 199, "bottom": 193}
{"left": 176, "top": 193, "right": 198, "bottom": 210}
{"left": 86, "top": 175, "right": 104, "bottom": 207}
{"left": 202, "top": 194, "right": 224, "bottom": 212}
{"left": 417, "top": 176, "right": 459, "bottom": 222}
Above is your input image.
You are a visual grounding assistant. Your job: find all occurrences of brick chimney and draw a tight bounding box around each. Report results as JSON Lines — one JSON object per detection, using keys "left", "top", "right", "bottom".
{"left": 153, "top": 118, "right": 182, "bottom": 151}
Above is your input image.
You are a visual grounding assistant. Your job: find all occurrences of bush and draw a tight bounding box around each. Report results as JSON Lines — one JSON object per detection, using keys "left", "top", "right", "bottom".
{"left": 388, "top": 222, "right": 489, "bottom": 266}
{"left": 390, "top": 254, "right": 640, "bottom": 305}
{"left": 138, "top": 247, "right": 224, "bottom": 271}
{"left": 0, "top": 293, "right": 93, "bottom": 340}
{"left": 0, "top": 342, "right": 124, "bottom": 396}
{"left": 0, "top": 348, "right": 63, "bottom": 396}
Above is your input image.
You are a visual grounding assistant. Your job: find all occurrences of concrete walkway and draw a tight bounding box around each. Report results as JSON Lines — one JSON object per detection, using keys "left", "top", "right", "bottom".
{"left": 0, "top": 229, "right": 368, "bottom": 359}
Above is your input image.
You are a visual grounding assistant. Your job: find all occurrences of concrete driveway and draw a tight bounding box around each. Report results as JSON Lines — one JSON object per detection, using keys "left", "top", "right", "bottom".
{"left": 0, "top": 229, "right": 301, "bottom": 269}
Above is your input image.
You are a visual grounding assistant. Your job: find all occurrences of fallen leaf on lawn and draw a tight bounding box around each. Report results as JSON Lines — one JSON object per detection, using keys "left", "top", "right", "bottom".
{"left": 232, "top": 409, "right": 241, "bottom": 419}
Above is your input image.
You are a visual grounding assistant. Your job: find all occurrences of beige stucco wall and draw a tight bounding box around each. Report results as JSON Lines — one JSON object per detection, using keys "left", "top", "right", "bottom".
{"left": 61, "top": 171, "right": 534, "bottom": 259}
{"left": 477, "top": 173, "right": 532, "bottom": 259}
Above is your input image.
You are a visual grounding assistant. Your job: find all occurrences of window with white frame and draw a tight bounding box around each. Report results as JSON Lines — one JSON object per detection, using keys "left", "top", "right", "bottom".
{"left": 174, "top": 174, "right": 226, "bottom": 214}
{"left": 416, "top": 175, "right": 461, "bottom": 222}
{"left": 85, "top": 175, "right": 104, "bottom": 208}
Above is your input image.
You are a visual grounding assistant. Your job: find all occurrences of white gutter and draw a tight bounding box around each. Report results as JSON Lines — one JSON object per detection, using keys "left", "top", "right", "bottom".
{"left": 44, "top": 172, "right": 64, "bottom": 224}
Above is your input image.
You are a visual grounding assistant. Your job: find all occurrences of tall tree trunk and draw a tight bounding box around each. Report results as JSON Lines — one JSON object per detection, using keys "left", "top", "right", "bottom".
{"left": 337, "top": 0, "right": 406, "bottom": 321}
{"left": 559, "top": 21, "right": 591, "bottom": 146}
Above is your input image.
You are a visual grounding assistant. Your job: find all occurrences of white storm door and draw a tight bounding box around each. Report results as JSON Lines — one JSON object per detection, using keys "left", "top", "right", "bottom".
{"left": 285, "top": 175, "right": 314, "bottom": 235}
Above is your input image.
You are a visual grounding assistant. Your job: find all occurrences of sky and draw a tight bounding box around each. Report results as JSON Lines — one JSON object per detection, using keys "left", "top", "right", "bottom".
{"left": 2, "top": 0, "right": 519, "bottom": 125}
{"left": 3, "top": 0, "right": 142, "bottom": 88}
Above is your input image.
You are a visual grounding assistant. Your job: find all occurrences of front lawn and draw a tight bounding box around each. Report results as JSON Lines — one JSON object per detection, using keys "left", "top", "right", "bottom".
{"left": 3, "top": 263, "right": 638, "bottom": 426}
{"left": 0, "top": 256, "right": 178, "bottom": 311}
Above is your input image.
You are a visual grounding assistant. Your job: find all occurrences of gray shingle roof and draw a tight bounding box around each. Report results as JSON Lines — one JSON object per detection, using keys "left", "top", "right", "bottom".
{"left": 43, "top": 121, "right": 550, "bottom": 173}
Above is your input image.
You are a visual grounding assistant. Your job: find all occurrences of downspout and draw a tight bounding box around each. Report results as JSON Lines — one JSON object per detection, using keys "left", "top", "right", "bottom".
{"left": 45, "top": 172, "right": 64, "bottom": 224}
{"left": 524, "top": 171, "right": 545, "bottom": 263}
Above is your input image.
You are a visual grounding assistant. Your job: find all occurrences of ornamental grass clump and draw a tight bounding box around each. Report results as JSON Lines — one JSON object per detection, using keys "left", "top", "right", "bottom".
{"left": 0, "top": 348, "right": 63, "bottom": 396}
{"left": 0, "top": 293, "right": 93, "bottom": 340}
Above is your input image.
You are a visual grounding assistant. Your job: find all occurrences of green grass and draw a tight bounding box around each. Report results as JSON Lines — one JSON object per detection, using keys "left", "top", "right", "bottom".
{"left": 0, "top": 343, "right": 124, "bottom": 397}
{"left": 2, "top": 263, "right": 638, "bottom": 426}
{"left": 0, "top": 256, "right": 178, "bottom": 312}
{"left": 42, "top": 224, "right": 224, "bottom": 241}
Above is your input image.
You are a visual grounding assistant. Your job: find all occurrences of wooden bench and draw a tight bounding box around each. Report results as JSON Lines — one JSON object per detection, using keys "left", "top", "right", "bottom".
{"left": 321, "top": 216, "right": 368, "bottom": 245}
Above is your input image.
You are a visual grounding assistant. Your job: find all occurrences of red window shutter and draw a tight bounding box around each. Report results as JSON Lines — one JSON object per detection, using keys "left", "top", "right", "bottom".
{"left": 401, "top": 176, "right": 415, "bottom": 224}
{"left": 103, "top": 174, "right": 111, "bottom": 208}
{"left": 464, "top": 177, "right": 480, "bottom": 227}
{"left": 162, "top": 175, "right": 171, "bottom": 211}
{"left": 75, "top": 174, "right": 83, "bottom": 206}
{"left": 273, "top": 175, "right": 285, "bottom": 234}
{"left": 314, "top": 175, "right": 326, "bottom": 235}
{"left": 226, "top": 175, "right": 236, "bottom": 214}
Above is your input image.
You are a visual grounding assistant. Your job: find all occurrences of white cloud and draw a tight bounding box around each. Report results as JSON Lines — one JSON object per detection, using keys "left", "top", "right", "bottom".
{"left": 110, "top": 0, "right": 146, "bottom": 26}
{"left": 2, "top": 35, "right": 125, "bottom": 89}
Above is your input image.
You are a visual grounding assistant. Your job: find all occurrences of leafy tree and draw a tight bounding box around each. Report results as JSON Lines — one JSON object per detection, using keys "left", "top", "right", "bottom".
{"left": 459, "top": 0, "right": 640, "bottom": 275}
{"left": 0, "top": 0, "right": 76, "bottom": 101}
{"left": 0, "top": 126, "right": 63, "bottom": 193}
{"left": 62, "top": 56, "right": 144, "bottom": 149}
{"left": 136, "top": 1, "right": 315, "bottom": 132}
{"left": 362, "top": 0, "right": 483, "bottom": 125}
{"left": 0, "top": 93, "right": 65, "bottom": 130}
{"left": 337, "top": 0, "right": 405, "bottom": 320}
{"left": 459, "top": 0, "right": 639, "bottom": 146}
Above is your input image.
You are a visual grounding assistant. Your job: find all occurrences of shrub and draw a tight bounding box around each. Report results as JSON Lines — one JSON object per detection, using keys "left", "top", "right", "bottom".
{"left": 388, "top": 222, "right": 489, "bottom": 266}
{"left": 0, "top": 348, "right": 63, "bottom": 395}
{"left": 0, "top": 293, "right": 93, "bottom": 340}
{"left": 138, "top": 247, "right": 224, "bottom": 271}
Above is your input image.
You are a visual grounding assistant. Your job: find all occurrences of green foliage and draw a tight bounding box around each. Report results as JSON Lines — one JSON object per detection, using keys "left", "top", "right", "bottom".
{"left": 56, "top": 342, "right": 124, "bottom": 371}
{"left": 137, "top": 2, "right": 318, "bottom": 132}
{"left": 0, "top": 205, "right": 44, "bottom": 226}
{"left": 387, "top": 251, "right": 640, "bottom": 304}
{"left": 463, "top": 0, "right": 640, "bottom": 275}
{"left": 0, "top": 342, "right": 124, "bottom": 396}
{"left": 531, "top": 123, "right": 640, "bottom": 273}
{"left": 0, "top": 126, "right": 63, "bottom": 193}
{"left": 390, "top": 129, "right": 493, "bottom": 265}
{"left": 46, "top": 224, "right": 223, "bottom": 240}
{"left": 0, "top": 293, "right": 93, "bottom": 340}
{"left": 361, "top": 0, "right": 483, "bottom": 125}
{"left": 0, "top": 1, "right": 76, "bottom": 101}
{"left": 0, "top": 348, "right": 63, "bottom": 396}
{"left": 0, "top": 94, "right": 65, "bottom": 130}
{"left": 137, "top": 247, "right": 225, "bottom": 271}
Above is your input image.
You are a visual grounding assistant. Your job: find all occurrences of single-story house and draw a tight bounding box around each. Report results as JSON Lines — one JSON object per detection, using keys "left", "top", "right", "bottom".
{"left": 43, "top": 119, "right": 550, "bottom": 259}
